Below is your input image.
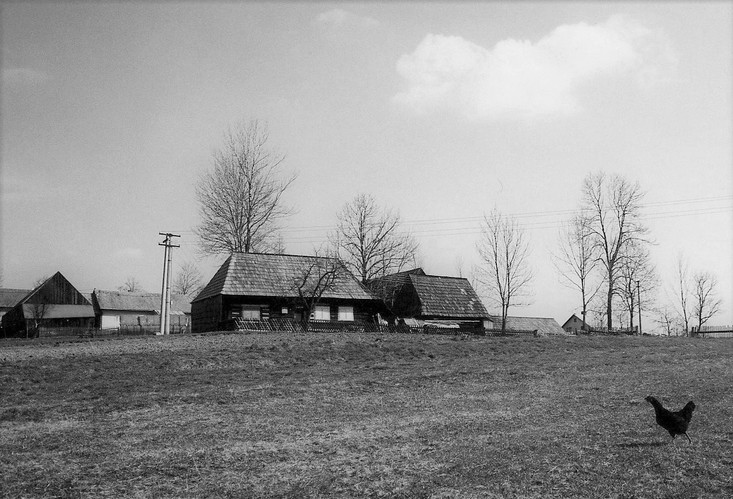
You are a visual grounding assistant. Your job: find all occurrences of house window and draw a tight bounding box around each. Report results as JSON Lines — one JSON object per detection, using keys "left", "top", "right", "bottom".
{"left": 234, "top": 305, "right": 260, "bottom": 320}
{"left": 338, "top": 306, "right": 354, "bottom": 321}
{"left": 311, "top": 305, "right": 330, "bottom": 321}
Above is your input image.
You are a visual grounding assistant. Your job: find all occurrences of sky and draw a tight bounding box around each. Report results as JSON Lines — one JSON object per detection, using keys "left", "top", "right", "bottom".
{"left": 2, "top": 2, "right": 731, "bottom": 331}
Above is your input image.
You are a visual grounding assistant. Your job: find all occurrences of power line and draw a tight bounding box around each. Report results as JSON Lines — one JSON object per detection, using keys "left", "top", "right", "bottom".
{"left": 169, "top": 194, "right": 731, "bottom": 246}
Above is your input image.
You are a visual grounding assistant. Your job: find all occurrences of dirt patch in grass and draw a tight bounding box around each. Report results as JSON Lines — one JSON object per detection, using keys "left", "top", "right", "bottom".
{"left": 1, "top": 333, "right": 732, "bottom": 498}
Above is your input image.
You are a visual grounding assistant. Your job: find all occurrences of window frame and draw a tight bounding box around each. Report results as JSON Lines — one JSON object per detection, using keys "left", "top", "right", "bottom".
{"left": 312, "top": 305, "right": 331, "bottom": 321}
{"left": 338, "top": 306, "right": 354, "bottom": 322}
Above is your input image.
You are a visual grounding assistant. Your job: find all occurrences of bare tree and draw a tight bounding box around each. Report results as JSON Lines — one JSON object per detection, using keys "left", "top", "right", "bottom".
{"left": 290, "top": 250, "right": 346, "bottom": 329}
{"left": 454, "top": 255, "right": 465, "bottom": 278}
{"left": 654, "top": 305, "right": 680, "bottom": 336}
{"left": 692, "top": 271, "right": 722, "bottom": 331}
{"left": 34, "top": 275, "right": 50, "bottom": 288}
{"left": 25, "top": 276, "right": 52, "bottom": 338}
{"left": 476, "top": 209, "right": 533, "bottom": 333}
{"left": 582, "top": 172, "right": 649, "bottom": 329}
{"left": 671, "top": 254, "right": 693, "bottom": 336}
{"left": 172, "top": 261, "right": 203, "bottom": 297}
{"left": 119, "top": 276, "right": 142, "bottom": 293}
{"left": 553, "top": 211, "right": 600, "bottom": 331}
{"left": 616, "top": 243, "right": 658, "bottom": 333}
{"left": 196, "top": 120, "right": 296, "bottom": 255}
{"left": 332, "top": 194, "right": 419, "bottom": 283}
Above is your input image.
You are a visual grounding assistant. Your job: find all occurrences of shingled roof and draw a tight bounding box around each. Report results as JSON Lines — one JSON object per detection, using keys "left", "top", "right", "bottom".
{"left": 0, "top": 289, "right": 32, "bottom": 309}
{"left": 192, "top": 253, "right": 376, "bottom": 303}
{"left": 369, "top": 268, "right": 490, "bottom": 319}
{"left": 409, "top": 274, "right": 489, "bottom": 318}
{"left": 93, "top": 290, "right": 191, "bottom": 314}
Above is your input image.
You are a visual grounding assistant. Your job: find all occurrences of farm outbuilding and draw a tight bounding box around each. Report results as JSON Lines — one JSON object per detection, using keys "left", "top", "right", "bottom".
{"left": 367, "top": 268, "right": 491, "bottom": 329}
{"left": 562, "top": 314, "right": 587, "bottom": 333}
{"left": 191, "top": 252, "right": 383, "bottom": 334}
{"left": 91, "top": 290, "right": 192, "bottom": 334}
{"left": 0, "top": 272, "right": 95, "bottom": 338}
{"left": 0, "top": 288, "right": 31, "bottom": 320}
{"left": 491, "top": 316, "right": 567, "bottom": 336}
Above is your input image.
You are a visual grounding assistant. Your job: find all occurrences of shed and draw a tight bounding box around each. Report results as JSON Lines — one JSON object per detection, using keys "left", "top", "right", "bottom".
{"left": 561, "top": 313, "right": 587, "bottom": 333}
{"left": 489, "top": 316, "right": 567, "bottom": 336}
{"left": 91, "top": 290, "right": 191, "bottom": 333}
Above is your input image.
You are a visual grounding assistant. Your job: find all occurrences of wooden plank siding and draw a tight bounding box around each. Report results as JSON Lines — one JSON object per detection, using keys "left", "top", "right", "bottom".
{"left": 192, "top": 295, "right": 380, "bottom": 334}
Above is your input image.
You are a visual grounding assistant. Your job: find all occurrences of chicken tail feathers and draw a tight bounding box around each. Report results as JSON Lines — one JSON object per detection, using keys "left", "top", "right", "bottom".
{"left": 679, "top": 401, "right": 696, "bottom": 423}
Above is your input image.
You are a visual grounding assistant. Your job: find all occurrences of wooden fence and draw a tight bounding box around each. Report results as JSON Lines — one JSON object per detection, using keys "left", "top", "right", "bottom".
{"left": 233, "top": 318, "right": 538, "bottom": 337}
{"left": 692, "top": 325, "right": 733, "bottom": 338}
{"left": 32, "top": 324, "right": 190, "bottom": 338}
{"left": 576, "top": 326, "right": 638, "bottom": 336}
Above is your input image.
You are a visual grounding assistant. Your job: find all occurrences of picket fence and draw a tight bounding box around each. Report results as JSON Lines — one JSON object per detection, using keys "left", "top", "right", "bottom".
{"left": 233, "top": 318, "right": 538, "bottom": 337}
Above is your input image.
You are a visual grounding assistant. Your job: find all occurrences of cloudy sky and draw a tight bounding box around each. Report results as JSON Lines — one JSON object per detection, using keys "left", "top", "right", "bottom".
{"left": 2, "top": 2, "right": 731, "bottom": 329}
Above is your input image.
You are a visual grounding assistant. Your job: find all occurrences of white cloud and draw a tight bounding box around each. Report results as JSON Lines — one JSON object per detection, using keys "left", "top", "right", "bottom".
{"left": 2, "top": 67, "right": 50, "bottom": 87}
{"left": 393, "top": 16, "right": 676, "bottom": 121}
{"left": 315, "top": 8, "right": 379, "bottom": 32}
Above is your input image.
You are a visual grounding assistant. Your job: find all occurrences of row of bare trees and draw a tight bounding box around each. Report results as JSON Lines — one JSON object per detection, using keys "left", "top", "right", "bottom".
{"left": 117, "top": 262, "right": 204, "bottom": 298}
{"left": 554, "top": 172, "right": 722, "bottom": 334}
{"left": 668, "top": 255, "right": 723, "bottom": 335}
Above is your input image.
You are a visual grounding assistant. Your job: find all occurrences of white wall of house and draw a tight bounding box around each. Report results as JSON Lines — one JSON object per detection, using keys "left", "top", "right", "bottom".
{"left": 100, "top": 314, "right": 121, "bottom": 329}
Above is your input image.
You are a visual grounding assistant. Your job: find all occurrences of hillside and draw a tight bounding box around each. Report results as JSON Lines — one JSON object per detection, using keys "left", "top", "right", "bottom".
{"left": 2, "top": 332, "right": 732, "bottom": 497}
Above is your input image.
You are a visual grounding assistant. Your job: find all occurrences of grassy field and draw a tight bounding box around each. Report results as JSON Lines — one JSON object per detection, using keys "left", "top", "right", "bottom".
{"left": 1, "top": 332, "right": 732, "bottom": 498}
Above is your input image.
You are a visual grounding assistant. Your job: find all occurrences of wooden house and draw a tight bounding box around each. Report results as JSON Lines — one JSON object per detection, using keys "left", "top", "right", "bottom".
{"left": 191, "top": 252, "right": 383, "bottom": 333}
{"left": 1, "top": 272, "right": 95, "bottom": 337}
{"left": 367, "top": 268, "right": 490, "bottom": 328}
{"left": 91, "top": 290, "right": 192, "bottom": 333}
{"left": 561, "top": 313, "right": 587, "bottom": 333}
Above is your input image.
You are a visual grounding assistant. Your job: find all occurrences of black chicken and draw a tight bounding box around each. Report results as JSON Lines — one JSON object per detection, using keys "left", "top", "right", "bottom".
{"left": 645, "top": 396, "right": 696, "bottom": 443}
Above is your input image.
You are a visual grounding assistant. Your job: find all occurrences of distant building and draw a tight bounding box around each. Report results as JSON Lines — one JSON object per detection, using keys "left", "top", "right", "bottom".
{"left": 561, "top": 314, "right": 587, "bottom": 333}
{"left": 0, "top": 288, "right": 31, "bottom": 321}
{"left": 91, "top": 290, "right": 191, "bottom": 334}
{"left": 191, "top": 252, "right": 382, "bottom": 334}
{"left": 492, "top": 316, "right": 567, "bottom": 336}
{"left": 1, "top": 272, "right": 95, "bottom": 338}
{"left": 367, "top": 268, "right": 490, "bottom": 329}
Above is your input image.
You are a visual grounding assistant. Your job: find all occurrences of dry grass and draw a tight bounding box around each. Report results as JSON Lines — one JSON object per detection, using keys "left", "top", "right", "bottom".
{"left": 1, "top": 332, "right": 732, "bottom": 498}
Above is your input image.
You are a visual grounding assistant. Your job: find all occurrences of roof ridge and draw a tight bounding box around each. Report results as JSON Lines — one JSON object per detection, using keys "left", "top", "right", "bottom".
{"left": 411, "top": 273, "right": 469, "bottom": 281}
{"left": 232, "top": 251, "right": 334, "bottom": 261}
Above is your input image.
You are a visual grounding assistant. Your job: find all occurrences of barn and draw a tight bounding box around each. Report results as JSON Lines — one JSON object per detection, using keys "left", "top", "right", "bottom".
{"left": 191, "top": 252, "right": 383, "bottom": 333}
{"left": 0, "top": 272, "right": 95, "bottom": 338}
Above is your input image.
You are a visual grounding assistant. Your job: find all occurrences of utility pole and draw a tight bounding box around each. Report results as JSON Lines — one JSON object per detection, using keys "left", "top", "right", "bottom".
{"left": 158, "top": 232, "right": 180, "bottom": 335}
{"left": 636, "top": 280, "right": 642, "bottom": 336}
